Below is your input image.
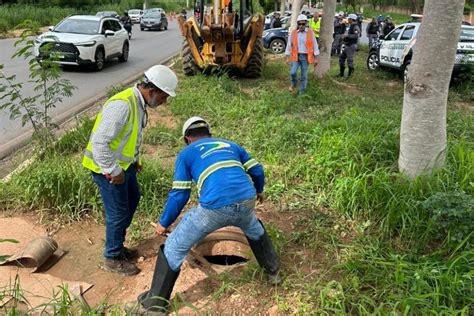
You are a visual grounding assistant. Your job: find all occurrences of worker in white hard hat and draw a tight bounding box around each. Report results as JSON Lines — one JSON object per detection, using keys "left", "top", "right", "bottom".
{"left": 127, "top": 116, "right": 281, "bottom": 314}
{"left": 284, "top": 14, "right": 320, "bottom": 95}
{"left": 339, "top": 13, "right": 360, "bottom": 78}
{"left": 82, "top": 64, "right": 178, "bottom": 276}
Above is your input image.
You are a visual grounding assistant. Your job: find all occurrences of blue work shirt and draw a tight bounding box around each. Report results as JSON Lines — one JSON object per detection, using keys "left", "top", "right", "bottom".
{"left": 158, "top": 137, "right": 264, "bottom": 228}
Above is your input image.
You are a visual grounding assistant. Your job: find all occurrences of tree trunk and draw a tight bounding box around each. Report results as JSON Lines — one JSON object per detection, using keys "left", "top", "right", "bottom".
{"left": 411, "top": 0, "right": 422, "bottom": 13}
{"left": 280, "top": 0, "right": 286, "bottom": 14}
{"left": 315, "top": 0, "right": 336, "bottom": 78}
{"left": 290, "top": 0, "right": 303, "bottom": 31}
{"left": 398, "top": 0, "right": 464, "bottom": 178}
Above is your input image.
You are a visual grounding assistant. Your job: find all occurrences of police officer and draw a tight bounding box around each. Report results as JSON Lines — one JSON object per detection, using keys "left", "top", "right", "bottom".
{"left": 339, "top": 14, "right": 360, "bottom": 78}
{"left": 366, "top": 17, "right": 380, "bottom": 47}
{"left": 332, "top": 12, "right": 346, "bottom": 56}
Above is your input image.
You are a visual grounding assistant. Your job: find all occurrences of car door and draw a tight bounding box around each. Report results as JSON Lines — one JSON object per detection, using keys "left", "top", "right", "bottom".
{"left": 395, "top": 24, "right": 416, "bottom": 67}
{"left": 110, "top": 19, "right": 126, "bottom": 53}
{"left": 379, "top": 25, "right": 405, "bottom": 68}
{"left": 101, "top": 19, "right": 116, "bottom": 56}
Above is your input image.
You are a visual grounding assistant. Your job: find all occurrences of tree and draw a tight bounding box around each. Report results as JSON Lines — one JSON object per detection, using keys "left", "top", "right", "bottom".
{"left": 0, "top": 21, "right": 75, "bottom": 148}
{"left": 289, "top": 0, "right": 303, "bottom": 31}
{"left": 398, "top": 0, "right": 465, "bottom": 178}
{"left": 314, "top": 0, "right": 336, "bottom": 78}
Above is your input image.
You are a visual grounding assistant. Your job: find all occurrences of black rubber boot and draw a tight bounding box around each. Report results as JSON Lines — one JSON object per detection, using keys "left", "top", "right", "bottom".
{"left": 246, "top": 220, "right": 281, "bottom": 285}
{"left": 339, "top": 65, "right": 345, "bottom": 77}
{"left": 348, "top": 67, "right": 354, "bottom": 77}
{"left": 137, "top": 245, "right": 180, "bottom": 313}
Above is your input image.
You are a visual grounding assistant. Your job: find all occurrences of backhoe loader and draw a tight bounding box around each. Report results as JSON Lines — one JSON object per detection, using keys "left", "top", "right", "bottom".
{"left": 177, "top": 0, "right": 264, "bottom": 77}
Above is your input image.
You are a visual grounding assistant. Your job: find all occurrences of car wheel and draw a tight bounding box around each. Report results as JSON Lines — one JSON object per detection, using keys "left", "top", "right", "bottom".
{"left": 270, "top": 39, "right": 285, "bottom": 54}
{"left": 94, "top": 48, "right": 105, "bottom": 71}
{"left": 402, "top": 60, "right": 411, "bottom": 83}
{"left": 119, "top": 42, "right": 129, "bottom": 62}
{"left": 367, "top": 51, "right": 379, "bottom": 71}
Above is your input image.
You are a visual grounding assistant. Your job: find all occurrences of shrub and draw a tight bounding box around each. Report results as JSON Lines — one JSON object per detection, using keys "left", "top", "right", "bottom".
{"left": 423, "top": 191, "right": 474, "bottom": 246}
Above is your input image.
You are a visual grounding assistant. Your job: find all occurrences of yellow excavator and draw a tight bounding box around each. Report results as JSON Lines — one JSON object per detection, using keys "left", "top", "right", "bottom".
{"left": 177, "top": 0, "right": 264, "bottom": 77}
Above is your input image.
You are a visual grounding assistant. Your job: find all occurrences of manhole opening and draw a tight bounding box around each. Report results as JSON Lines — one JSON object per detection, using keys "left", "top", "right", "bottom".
{"left": 203, "top": 255, "right": 248, "bottom": 266}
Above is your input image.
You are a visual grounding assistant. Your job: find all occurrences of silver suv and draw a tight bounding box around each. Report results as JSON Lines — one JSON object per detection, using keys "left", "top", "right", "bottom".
{"left": 34, "top": 15, "right": 130, "bottom": 71}
{"left": 367, "top": 22, "right": 474, "bottom": 79}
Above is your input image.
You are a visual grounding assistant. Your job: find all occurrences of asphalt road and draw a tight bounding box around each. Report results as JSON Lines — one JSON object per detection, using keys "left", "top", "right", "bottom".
{"left": 0, "top": 20, "right": 182, "bottom": 150}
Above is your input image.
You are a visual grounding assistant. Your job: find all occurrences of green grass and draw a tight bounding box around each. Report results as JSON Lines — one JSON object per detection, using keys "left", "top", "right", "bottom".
{"left": 0, "top": 0, "right": 188, "bottom": 31}
{"left": 362, "top": 7, "right": 411, "bottom": 24}
{"left": 1, "top": 51, "right": 473, "bottom": 314}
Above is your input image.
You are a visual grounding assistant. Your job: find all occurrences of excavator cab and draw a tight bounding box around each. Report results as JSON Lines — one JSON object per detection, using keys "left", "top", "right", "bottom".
{"left": 177, "top": 0, "right": 264, "bottom": 77}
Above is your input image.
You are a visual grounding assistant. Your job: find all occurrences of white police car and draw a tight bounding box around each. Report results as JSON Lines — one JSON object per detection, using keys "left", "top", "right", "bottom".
{"left": 367, "top": 22, "right": 474, "bottom": 79}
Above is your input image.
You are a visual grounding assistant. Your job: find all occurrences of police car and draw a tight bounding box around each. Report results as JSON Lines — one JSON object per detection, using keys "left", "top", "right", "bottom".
{"left": 367, "top": 22, "right": 474, "bottom": 79}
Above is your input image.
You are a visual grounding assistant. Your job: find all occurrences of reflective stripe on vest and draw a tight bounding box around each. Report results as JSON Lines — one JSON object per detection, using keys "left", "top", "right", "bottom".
{"left": 196, "top": 160, "right": 244, "bottom": 192}
{"left": 290, "top": 29, "right": 315, "bottom": 64}
{"left": 82, "top": 88, "right": 139, "bottom": 173}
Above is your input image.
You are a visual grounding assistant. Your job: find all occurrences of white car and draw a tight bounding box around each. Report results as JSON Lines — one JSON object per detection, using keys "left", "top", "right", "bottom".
{"left": 128, "top": 9, "right": 143, "bottom": 24}
{"left": 34, "top": 15, "right": 130, "bottom": 71}
{"left": 367, "top": 22, "right": 474, "bottom": 79}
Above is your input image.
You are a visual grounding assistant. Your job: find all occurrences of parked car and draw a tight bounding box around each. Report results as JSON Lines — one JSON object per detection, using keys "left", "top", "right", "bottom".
{"left": 140, "top": 11, "right": 168, "bottom": 31}
{"left": 262, "top": 17, "right": 290, "bottom": 54}
{"left": 144, "top": 8, "right": 166, "bottom": 15}
{"left": 34, "top": 15, "right": 129, "bottom": 71}
{"left": 96, "top": 11, "right": 119, "bottom": 18}
{"left": 128, "top": 9, "right": 144, "bottom": 24}
{"left": 264, "top": 10, "right": 291, "bottom": 25}
{"left": 367, "top": 22, "right": 474, "bottom": 79}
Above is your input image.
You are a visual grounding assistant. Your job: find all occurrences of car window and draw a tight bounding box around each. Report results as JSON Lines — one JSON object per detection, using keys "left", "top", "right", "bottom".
{"left": 459, "top": 27, "right": 474, "bottom": 42}
{"left": 54, "top": 18, "right": 100, "bottom": 35}
{"left": 386, "top": 26, "right": 404, "bottom": 40}
{"left": 110, "top": 20, "right": 122, "bottom": 31}
{"left": 400, "top": 25, "right": 415, "bottom": 40}
{"left": 101, "top": 20, "right": 114, "bottom": 33}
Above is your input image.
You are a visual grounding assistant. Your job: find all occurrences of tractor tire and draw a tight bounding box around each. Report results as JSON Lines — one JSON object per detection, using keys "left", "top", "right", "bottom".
{"left": 244, "top": 37, "right": 264, "bottom": 78}
{"left": 182, "top": 40, "right": 200, "bottom": 76}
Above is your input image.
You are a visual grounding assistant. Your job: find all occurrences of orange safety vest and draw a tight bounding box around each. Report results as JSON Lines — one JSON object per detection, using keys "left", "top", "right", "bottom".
{"left": 290, "top": 29, "right": 315, "bottom": 64}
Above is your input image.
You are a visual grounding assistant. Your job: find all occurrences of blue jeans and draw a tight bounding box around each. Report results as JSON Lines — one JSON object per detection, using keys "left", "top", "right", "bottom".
{"left": 92, "top": 166, "right": 141, "bottom": 259}
{"left": 290, "top": 54, "right": 309, "bottom": 93}
{"left": 164, "top": 199, "right": 264, "bottom": 271}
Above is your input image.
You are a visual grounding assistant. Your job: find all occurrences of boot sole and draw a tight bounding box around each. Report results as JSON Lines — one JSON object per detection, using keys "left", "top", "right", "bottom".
{"left": 103, "top": 264, "right": 140, "bottom": 276}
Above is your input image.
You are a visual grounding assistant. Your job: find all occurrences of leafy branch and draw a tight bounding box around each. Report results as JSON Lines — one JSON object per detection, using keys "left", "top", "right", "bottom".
{"left": 0, "top": 20, "right": 75, "bottom": 148}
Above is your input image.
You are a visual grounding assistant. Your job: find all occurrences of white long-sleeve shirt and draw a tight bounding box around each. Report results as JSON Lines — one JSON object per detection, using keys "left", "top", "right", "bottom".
{"left": 90, "top": 85, "right": 147, "bottom": 176}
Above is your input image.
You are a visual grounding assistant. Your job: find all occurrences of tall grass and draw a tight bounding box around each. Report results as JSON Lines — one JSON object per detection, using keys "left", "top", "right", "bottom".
{"left": 0, "top": 0, "right": 189, "bottom": 31}
{"left": 0, "top": 52, "right": 472, "bottom": 313}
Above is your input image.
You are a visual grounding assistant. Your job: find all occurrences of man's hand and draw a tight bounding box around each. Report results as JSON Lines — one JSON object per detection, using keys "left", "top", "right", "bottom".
{"left": 107, "top": 170, "right": 125, "bottom": 185}
{"left": 135, "top": 163, "right": 143, "bottom": 173}
{"left": 285, "top": 57, "right": 291, "bottom": 65}
{"left": 257, "top": 192, "right": 265, "bottom": 203}
{"left": 314, "top": 59, "right": 319, "bottom": 67}
{"left": 151, "top": 222, "right": 170, "bottom": 236}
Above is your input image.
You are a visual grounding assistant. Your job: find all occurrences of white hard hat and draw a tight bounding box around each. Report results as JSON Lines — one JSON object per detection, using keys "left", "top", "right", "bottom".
{"left": 338, "top": 11, "right": 344, "bottom": 16}
{"left": 182, "top": 116, "right": 211, "bottom": 137}
{"left": 348, "top": 13, "right": 357, "bottom": 20}
{"left": 297, "top": 14, "right": 308, "bottom": 22}
{"left": 144, "top": 65, "right": 178, "bottom": 97}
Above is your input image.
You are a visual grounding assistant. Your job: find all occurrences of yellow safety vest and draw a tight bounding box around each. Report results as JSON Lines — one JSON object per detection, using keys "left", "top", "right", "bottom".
{"left": 82, "top": 87, "right": 139, "bottom": 174}
{"left": 309, "top": 18, "right": 321, "bottom": 38}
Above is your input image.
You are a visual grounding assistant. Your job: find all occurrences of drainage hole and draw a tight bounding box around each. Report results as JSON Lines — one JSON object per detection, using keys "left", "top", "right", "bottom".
{"left": 203, "top": 255, "right": 248, "bottom": 266}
